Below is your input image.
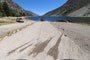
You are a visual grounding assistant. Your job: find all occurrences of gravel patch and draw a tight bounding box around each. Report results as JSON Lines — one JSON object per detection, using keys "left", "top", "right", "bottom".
{"left": 51, "top": 22, "right": 90, "bottom": 54}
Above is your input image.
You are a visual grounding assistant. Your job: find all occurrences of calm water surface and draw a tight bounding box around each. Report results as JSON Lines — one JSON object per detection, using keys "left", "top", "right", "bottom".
{"left": 25, "top": 16, "right": 90, "bottom": 23}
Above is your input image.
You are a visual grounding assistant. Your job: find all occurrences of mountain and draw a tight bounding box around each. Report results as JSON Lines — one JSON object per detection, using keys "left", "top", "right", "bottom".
{"left": 0, "top": 0, "right": 38, "bottom": 16}
{"left": 44, "top": 0, "right": 90, "bottom": 17}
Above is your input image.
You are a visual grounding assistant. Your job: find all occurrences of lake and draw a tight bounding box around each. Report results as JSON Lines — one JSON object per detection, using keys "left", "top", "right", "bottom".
{"left": 25, "top": 16, "right": 90, "bottom": 24}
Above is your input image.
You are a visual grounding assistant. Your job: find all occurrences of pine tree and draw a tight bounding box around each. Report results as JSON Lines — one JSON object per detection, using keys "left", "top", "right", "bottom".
{"left": 2, "top": 2, "right": 11, "bottom": 16}
{"left": 0, "top": 3, "right": 4, "bottom": 16}
{"left": 0, "top": 3, "right": 3, "bottom": 12}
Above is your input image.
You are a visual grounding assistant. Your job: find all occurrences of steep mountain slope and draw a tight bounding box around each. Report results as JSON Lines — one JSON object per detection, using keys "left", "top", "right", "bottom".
{"left": 68, "top": 4, "right": 90, "bottom": 17}
{"left": 0, "top": 0, "right": 38, "bottom": 16}
{"left": 44, "top": 0, "right": 90, "bottom": 17}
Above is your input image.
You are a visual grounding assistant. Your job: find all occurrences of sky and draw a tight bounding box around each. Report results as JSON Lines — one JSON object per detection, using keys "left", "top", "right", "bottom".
{"left": 14, "top": 0, "right": 67, "bottom": 15}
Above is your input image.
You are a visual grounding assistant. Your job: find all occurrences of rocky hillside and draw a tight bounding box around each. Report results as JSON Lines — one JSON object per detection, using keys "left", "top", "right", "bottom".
{"left": 0, "top": 0, "right": 23, "bottom": 10}
{"left": 44, "top": 0, "right": 90, "bottom": 17}
{"left": 0, "top": 0, "right": 37, "bottom": 16}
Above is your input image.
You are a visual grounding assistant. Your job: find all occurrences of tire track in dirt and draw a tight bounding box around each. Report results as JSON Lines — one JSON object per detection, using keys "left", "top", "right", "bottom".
{"left": 7, "top": 40, "right": 32, "bottom": 56}
{"left": 28, "top": 37, "right": 54, "bottom": 57}
{"left": 47, "top": 34, "right": 63, "bottom": 60}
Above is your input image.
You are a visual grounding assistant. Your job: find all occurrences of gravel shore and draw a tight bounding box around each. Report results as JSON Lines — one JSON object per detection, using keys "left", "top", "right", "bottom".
{"left": 0, "top": 21, "right": 90, "bottom": 60}
{"left": 51, "top": 22, "right": 90, "bottom": 56}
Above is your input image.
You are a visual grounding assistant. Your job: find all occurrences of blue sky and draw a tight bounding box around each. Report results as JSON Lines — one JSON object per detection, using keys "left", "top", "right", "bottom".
{"left": 14, "top": 0, "right": 67, "bottom": 15}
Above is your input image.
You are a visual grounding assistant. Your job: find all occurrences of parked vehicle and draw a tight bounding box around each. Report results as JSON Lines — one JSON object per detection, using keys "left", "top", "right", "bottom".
{"left": 16, "top": 17, "right": 24, "bottom": 23}
{"left": 41, "top": 18, "right": 44, "bottom": 21}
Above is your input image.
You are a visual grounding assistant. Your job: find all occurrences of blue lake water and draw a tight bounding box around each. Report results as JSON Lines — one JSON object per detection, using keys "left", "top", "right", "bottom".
{"left": 25, "top": 16, "right": 90, "bottom": 24}
{"left": 26, "top": 16, "right": 68, "bottom": 21}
